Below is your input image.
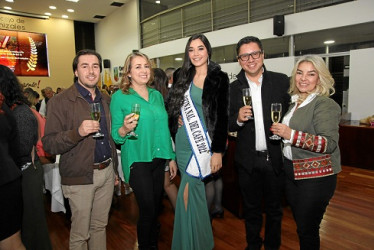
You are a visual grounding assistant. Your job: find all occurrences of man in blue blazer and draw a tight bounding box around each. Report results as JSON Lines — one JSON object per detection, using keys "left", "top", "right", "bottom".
{"left": 229, "top": 36, "right": 290, "bottom": 250}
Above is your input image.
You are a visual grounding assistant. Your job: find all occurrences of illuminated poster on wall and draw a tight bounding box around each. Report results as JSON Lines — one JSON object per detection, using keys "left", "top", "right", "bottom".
{"left": 0, "top": 29, "right": 49, "bottom": 76}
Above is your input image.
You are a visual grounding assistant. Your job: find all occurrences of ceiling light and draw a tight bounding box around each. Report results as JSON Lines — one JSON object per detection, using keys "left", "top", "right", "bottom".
{"left": 5, "top": 0, "right": 14, "bottom": 3}
{"left": 155, "top": 1, "right": 161, "bottom": 4}
{"left": 66, "top": 0, "right": 79, "bottom": 2}
{"left": 175, "top": 58, "right": 183, "bottom": 61}
{"left": 62, "top": 15, "right": 69, "bottom": 18}
{"left": 4, "top": 6, "right": 12, "bottom": 10}
{"left": 67, "top": 9, "right": 74, "bottom": 13}
{"left": 324, "top": 40, "right": 335, "bottom": 45}
{"left": 45, "top": 12, "right": 52, "bottom": 16}
{"left": 49, "top": 6, "right": 57, "bottom": 10}
{"left": 0, "top": 9, "right": 49, "bottom": 19}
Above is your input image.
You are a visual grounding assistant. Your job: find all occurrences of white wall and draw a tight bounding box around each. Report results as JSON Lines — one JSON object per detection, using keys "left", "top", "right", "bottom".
{"left": 95, "top": 0, "right": 139, "bottom": 84}
{"left": 348, "top": 48, "right": 374, "bottom": 120}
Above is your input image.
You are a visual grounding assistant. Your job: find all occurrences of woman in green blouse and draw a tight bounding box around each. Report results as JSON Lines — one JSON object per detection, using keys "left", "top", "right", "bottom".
{"left": 110, "top": 52, "right": 177, "bottom": 250}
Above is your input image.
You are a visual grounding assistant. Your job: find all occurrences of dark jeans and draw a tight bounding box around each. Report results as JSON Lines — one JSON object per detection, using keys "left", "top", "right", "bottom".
{"left": 284, "top": 159, "right": 337, "bottom": 250}
{"left": 238, "top": 154, "right": 284, "bottom": 250}
{"left": 129, "top": 158, "right": 166, "bottom": 250}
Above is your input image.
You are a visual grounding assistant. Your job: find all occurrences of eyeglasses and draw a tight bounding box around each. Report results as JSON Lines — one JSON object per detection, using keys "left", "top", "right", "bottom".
{"left": 238, "top": 51, "right": 263, "bottom": 61}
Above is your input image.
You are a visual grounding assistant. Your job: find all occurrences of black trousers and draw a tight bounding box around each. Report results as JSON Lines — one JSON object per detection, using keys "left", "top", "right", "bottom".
{"left": 284, "top": 159, "right": 337, "bottom": 250}
{"left": 129, "top": 158, "right": 166, "bottom": 250}
{"left": 238, "top": 153, "right": 284, "bottom": 250}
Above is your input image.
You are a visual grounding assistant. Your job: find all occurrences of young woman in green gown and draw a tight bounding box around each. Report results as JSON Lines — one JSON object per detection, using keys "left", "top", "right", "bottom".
{"left": 167, "top": 34, "right": 229, "bottom": 250}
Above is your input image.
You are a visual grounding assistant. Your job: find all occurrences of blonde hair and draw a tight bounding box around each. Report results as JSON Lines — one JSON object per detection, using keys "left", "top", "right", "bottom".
{"left": 289, "top": 55, "right": 335, "bottom": 102}
{"left": 119, "top": 52, "right": 154, "bottom": 93}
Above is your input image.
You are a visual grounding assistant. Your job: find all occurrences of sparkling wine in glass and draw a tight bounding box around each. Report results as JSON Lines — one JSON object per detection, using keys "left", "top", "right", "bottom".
{"left": 242, "top": 88, "right": 253, "bottom": 120}
{"left": 269, "top": 103, "right": 282, "bottom": 140}
{"left": 128, "top": 103, "right": 140, "bottom": 137}
{"left": 90, "top": 103, "right": 104, "bottom": 138}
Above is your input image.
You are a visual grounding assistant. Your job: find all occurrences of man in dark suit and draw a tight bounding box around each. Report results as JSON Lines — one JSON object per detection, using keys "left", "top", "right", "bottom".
{"left": 228, "top": 36, "right": 290, "bottom": 250}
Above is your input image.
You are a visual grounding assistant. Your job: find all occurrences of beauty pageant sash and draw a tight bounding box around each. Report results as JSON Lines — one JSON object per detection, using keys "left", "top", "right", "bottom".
{"left": 181, "top": 84, "right": 212, "bottom": 179}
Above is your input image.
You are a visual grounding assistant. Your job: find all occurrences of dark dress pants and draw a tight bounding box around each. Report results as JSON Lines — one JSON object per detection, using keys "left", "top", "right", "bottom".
{"left": 284, "top": 159, "right": 337, "bottom": 250}
{"left": 129, "top": 158, "right": 166, "bottom": 250}
{"left": 238, "top": 153, "right": 284, "bottom": 250}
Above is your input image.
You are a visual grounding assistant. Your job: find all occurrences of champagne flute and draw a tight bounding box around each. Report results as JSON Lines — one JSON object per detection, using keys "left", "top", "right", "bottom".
{"left": 269, "top": 103, "right": 282, "bottom": 140}
{"left": 90, "top": 103, "right": 104, "bottom": 138}
{"left": 242, "top": 88, "right": 253, "bottom": 120}
{"left": 128, "top": 103, "right": 141, "bottom": 137}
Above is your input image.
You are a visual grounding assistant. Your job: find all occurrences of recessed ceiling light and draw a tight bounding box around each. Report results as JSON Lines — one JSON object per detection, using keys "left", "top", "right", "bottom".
{"left": 5, "top": 0, "right": 14, "bottom": 3}
{"left": 4, "top": 6, "right": 12, "bottom": 10}
{"left": 66, "top": 0, "right": 79, "bottom": 2}
{"left": 62, "top": 15, "right": 69, "bottom": 18}
{"left": 175, "top": 58, "right": 183, "bottom": 61}
{"left": 45, "top": 12, "right": 52, "bottom": 16}
{"left": 67, "top": 9, "right": 74, "bottom": 13}
{"left": 49, "top": 6, "right": 57, "bottom": 10}
{"left": 155, "top": 1, "right": 161, "bottom": 4}
{"left": 324, "top": 40, "right": 335, "bottom": 45}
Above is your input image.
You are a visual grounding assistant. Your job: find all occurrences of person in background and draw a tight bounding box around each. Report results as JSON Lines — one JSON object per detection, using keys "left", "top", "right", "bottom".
{"left": 270, "top": 55, "right": 341, "bottom": 249}
{"left": 165, "top": 67, "right": 176, "bottom": 89}
{"left": 39, "top": 86, "right": 54, "bottom": 117}
{"left": 42, "top": 49, "right": 119, "bottom": 250}
{"left": 35, "top": 88, "right": 45, "bottom": 111}
{"left": 228, "top": 36, "right": 290, "bottom": 250}
{"left": 110, "top": 52, "right": 177, "bottom": 250}
{"left": 25, "top": 89, "right": 40, "bottom": 110}
{"left": 151, "top": 68, "right": 179, "bottom": 210}
{"left": 0, "top": 65, "right": 52, "bottom": 250}
{"left": 55, "top": 87, "right": 64, "bottom": 94}
{"left": 26, "top": 89, "right": 55, "bottom": 166}
{"left": 0, "top": 91, "right": 25, "bottom": 250}
{"left": 167, "top": 33, "right": 229, "bottom": 250}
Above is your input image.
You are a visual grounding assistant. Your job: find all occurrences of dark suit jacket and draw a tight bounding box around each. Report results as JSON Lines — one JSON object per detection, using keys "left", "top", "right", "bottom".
{"left": 228, "top": 66, "right": 290, "bottom": 175}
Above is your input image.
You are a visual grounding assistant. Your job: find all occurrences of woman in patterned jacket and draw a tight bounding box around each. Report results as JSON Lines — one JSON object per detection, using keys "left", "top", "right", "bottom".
{"left": 271, "top": 55, "right": 341, "bottom": 249}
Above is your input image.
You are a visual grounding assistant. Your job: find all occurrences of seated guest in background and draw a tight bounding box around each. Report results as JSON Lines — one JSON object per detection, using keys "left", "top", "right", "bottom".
{"left": 110, "top": 52, "right": 177, "bottom": 250}
{"left": 151, "top": 67, "right": 179, "bottom": 210}
{"left": 0, "top": 65, "right": 52, "bottom": 250}
{"left": 271, "top": 55, "right": 341, "bottom": 249}
{"left": 42, "top": 49, "right": 119, "bottom": 250}
{"left": 228, "top": 36, "right": 290, "bottom": 250}
{"left": 167, "top": 33, "right": 229, "bottom": 250}
{"left": 0, "top": 91, "right": 25, "bottom": 250}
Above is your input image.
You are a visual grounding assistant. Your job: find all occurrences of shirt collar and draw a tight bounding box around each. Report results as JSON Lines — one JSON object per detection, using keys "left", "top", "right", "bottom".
{"left": 75, "top": 81, "right": 102, "bottom": 102}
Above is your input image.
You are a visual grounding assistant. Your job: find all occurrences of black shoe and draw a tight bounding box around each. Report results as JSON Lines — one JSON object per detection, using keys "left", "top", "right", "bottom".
{"left": 211, "top": 209, "right": 224, "bottom": 218}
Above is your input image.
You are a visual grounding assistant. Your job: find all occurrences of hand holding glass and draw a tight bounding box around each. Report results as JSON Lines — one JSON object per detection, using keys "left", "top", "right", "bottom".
{"left": 90, "top": 103, "right": 104, "bottom": 138}
{"left": 128, "top": 103, "right": 140, "bottom": 137}
{"left": 242, "top": 88, "right": 253, "bottom": 120}
{"left": 269, "top": 103, "right": 282, "bottom": 140}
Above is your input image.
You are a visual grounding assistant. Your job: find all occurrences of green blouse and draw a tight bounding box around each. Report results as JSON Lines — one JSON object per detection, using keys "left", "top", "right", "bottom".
{"left": 110, "top": 87, "right": 175, "bottom": 182}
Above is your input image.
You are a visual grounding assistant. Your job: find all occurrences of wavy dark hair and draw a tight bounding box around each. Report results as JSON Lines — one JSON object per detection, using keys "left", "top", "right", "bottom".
{"left": 167, "top": 33, "right": 212, "bottom": 121}
{"left": 0, "top": 65, "right": 28, "bottom": 108}
{"left": 151, "top": 68, "right": 168, "bottom": 99}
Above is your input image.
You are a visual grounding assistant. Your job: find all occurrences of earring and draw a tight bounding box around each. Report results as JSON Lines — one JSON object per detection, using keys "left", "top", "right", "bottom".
{"left": 207, "top": 57, "right": 210, "bottom": 65}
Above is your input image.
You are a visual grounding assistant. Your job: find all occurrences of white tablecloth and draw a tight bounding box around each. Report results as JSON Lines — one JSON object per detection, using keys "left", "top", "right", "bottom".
{"left": 43, "top": 160, "right": 66, "bottom": 213}
{"left": 43, "top": 152, "right": 124, "bottom": 213}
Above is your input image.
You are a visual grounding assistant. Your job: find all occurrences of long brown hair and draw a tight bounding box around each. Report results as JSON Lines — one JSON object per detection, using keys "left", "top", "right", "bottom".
{"left": 119, "top": 52, "right": 154, "bottom": 93}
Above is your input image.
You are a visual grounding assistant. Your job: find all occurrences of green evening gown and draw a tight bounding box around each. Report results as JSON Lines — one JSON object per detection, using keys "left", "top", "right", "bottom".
{"left": 171, "top": 83, "right": 214, "bottom": 250}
